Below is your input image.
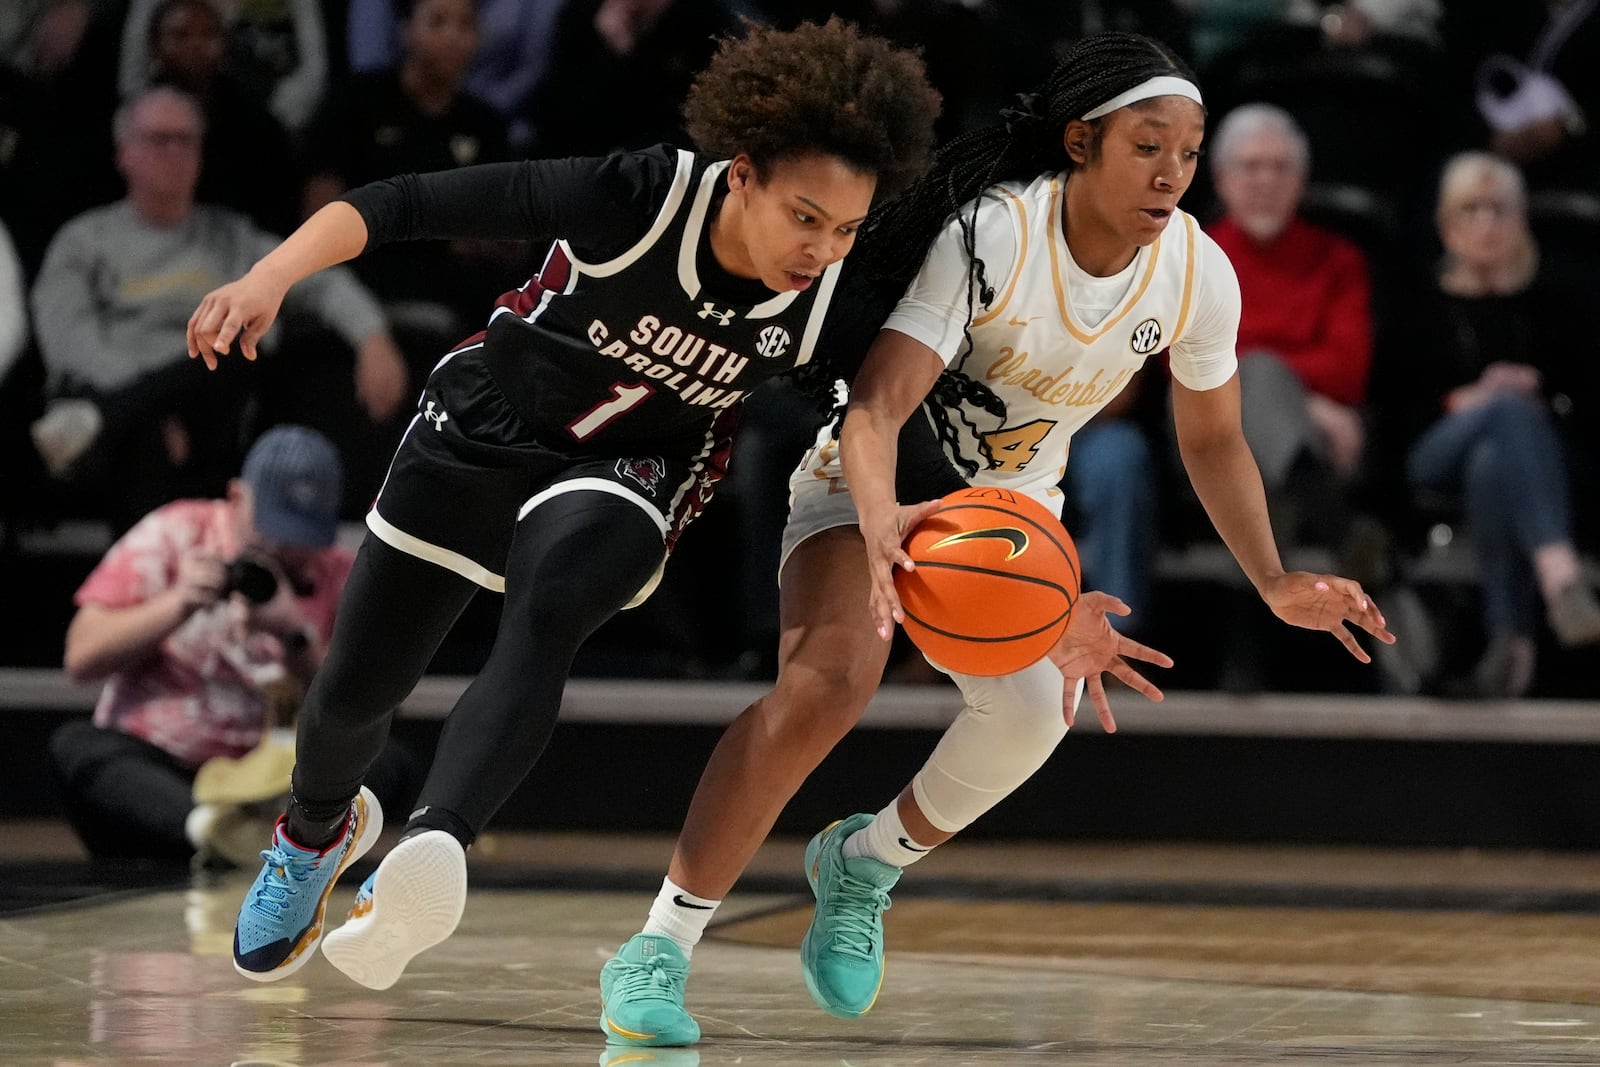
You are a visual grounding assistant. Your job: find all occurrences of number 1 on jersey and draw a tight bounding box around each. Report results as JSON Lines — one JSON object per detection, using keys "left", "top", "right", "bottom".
{"left": 568, "top": 381, "right": 654, "bottom": 441}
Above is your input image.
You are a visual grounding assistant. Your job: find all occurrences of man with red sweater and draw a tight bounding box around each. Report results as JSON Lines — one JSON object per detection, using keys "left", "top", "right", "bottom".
{"left": 1206, "top": 103, "right": 1374, "bottom": 551}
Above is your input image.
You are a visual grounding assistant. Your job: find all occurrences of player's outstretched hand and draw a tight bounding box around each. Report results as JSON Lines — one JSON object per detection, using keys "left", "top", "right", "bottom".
{"left": 862, "top": 497, "right": 944, "bottom": 641}
{"left": 187, "top": 268, "right": 288, "bottom": 369}
{"left": 1047, "top": 591, "right": 1172, "bottom": 733}
{"left": 1261, "top": 571, "right": 1395, "bottom": 663}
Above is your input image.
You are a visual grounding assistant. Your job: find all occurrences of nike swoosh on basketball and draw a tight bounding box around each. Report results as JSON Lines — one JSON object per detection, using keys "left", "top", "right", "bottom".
{"left": 898, "top": 837, "right": 931, "bottom": 853}
{"left": 929, "top": 527, "right": 1029, "bottom": 560}
{"left": 672, "top": 894, "right": 713, "bottom": 910}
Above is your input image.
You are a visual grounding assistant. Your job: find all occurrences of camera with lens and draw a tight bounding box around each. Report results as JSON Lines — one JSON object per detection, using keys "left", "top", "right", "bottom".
{"left": 222, "top": 554, "right": 279, "bottom": 604}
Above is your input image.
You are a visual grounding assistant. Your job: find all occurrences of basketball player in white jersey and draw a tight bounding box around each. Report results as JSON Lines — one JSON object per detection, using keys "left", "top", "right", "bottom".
{"left": 599, "top": 31, "right": 1395, "bottom": 1046}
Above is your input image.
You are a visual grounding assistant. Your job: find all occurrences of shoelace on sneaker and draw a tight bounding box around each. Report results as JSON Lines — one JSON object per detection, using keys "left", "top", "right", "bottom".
{"left": 611, "top": 954, "right": 688, "bottom": 1003}
{"left": 247, "top": 840, "right": 321, "bottom": 920}
{"left": 822, "top": 871, "right": 893, "bottom": 961}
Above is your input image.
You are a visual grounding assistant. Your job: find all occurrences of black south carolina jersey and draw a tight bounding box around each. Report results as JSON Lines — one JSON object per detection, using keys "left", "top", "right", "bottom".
{"left": 346, "top": 146, "right": 869, "bottom": 462}
{"left": 478, "top": 150, "right": 843, "bottom": 460}
{"left": 342, "top": 145, "right": 886, "bottom": 588}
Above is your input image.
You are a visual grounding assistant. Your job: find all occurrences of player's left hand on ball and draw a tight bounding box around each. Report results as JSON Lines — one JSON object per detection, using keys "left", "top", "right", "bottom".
{"left": 1261, "top": 571, "right": 1395, "bottom": 663}
{"left": 1047, "top": 591, "right": 1173, "bottom": 734}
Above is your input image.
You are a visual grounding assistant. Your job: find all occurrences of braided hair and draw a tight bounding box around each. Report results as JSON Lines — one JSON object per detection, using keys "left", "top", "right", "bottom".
{"left": 844, "top": 32, "right": 1199, "bottom": 475}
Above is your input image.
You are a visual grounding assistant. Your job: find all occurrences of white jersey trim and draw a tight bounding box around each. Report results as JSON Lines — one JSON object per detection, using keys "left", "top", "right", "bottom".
{"left": 790, "top": 260, "right": 844, "bottom": 369}
{"left": 674, "top": 162, "right": 801, "bottom": 319}
{"left": 517, "top": 477, "right": 670, "bottom": 538}
{"left": 366, "top": 508, "right": 507, "bottom": 592}
{"left": 565, "top": 149, "right": 696, "bottom": 279}
{"left": 427, "top": 339, "right": 484, "bottom": 375}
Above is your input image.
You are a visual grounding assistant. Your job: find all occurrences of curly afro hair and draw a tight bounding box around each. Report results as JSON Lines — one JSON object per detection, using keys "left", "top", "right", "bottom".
{"left": 682, "top": 18, "right": 941, "bottom": 201}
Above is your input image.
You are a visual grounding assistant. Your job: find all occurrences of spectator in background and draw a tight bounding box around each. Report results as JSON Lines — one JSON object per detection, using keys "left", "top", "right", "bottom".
{"left": 302, "top": 0, "right": 515, "bottom": 341}
{"left": 1205, "top": 103, "right": 1378, "bottom": 568}
{"left": 0, "top": 0, "right": 124, "bottom": 275}
{"left": 346, "top": 0, "right": 562, "bottom": 151}
{"left": 0, "top": 218, "right": 25, "bottom": 388}
{"left": 526, "top": 0, "right": 739, "bottom": 157}
{"left": 121, "top": 0, "right": 328, "bottom": 134}
{"left": 146, "top": 0, "right": 300, "bottom": 236}
{"left": 29, "top": 87, "right": 406, "bottom": 533}
{"left": 48, "top": 426, "right": 419, "bottom": 867}
{"left": 1060, "top": 371, "right": 1162, "bottom": 632}
{"left": 1397, "top": 151, "right": 1600, "bottom": 698}
{"left": 0, "top": 216, "right": 46, "bottom": 532}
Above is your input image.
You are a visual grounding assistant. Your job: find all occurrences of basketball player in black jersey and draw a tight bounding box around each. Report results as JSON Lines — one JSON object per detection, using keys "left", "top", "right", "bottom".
{"left": 186, "top": 19, "right": 943, "bottom": 991}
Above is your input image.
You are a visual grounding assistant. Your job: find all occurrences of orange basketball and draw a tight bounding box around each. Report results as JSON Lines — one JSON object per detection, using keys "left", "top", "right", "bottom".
{"left": 892, "top": 487, "right": 1080, "bottom": 677}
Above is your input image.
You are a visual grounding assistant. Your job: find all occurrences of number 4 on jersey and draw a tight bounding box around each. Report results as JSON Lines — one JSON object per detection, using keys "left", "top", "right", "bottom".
{"left": 979, "top": 418, "right": 1056, "bottom": 473}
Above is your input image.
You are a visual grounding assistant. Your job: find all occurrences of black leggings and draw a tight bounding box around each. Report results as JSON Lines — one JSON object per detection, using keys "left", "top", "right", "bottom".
{"left": 293, "top": 489, "right": 666, "bottom": 840}
{"left": 47, "top": 721, "right": 420, "bottom": 861}
{"left": 48, "top": 722, "right": 197, "bottom": 860}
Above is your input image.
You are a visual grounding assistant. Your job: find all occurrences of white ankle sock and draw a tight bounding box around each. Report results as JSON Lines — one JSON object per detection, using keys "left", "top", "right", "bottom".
{"left": 641, "top": 877, "right": 720, "bottom": 957}
{"left": 843, "top": 802, "right": 934, "bottom": 868}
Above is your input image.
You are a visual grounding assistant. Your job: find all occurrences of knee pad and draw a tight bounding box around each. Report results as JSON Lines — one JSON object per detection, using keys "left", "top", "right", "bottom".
{"left": 910, "top": 659, "right": 1078, "bottom": 833}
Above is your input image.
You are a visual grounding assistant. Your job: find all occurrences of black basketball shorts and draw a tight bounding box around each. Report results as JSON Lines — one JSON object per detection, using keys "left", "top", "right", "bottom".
{"left": 365, "top": 342, "right": 704, "bottom": 594}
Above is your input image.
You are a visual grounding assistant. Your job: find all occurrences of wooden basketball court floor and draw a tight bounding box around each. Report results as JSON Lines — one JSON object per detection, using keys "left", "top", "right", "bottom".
{"left": 8, "top": 829, "right": 1600, "bottom": 1066}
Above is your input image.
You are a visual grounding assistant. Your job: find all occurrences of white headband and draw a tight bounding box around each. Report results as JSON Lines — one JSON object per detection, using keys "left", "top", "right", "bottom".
{"left": 1080, "top": 76, "right": 1203, "bottom": 121}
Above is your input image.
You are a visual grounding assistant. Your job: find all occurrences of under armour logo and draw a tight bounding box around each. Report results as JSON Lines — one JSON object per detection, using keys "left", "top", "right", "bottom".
{"left": 425, "top": 400, "right": 449, "bottom": 430}
{"left": 697, "top": 302, "right": 737, "bottom": 325}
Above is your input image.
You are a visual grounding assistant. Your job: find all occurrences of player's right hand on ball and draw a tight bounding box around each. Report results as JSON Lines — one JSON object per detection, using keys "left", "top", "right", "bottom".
{"left": 862, "top": 497, "right": 943, "bottom": 641}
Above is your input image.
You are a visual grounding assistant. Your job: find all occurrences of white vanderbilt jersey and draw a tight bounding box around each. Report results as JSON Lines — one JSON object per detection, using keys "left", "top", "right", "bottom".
{"left": 797, "top": 170, "right": 1242, "bottom": 515}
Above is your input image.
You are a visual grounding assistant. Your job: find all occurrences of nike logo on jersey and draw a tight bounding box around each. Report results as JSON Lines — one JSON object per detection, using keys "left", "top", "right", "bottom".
{"left": 898, "top": 837, "right": 931, "bottom": 853}
{"left": 672, "top": 894, "right": 714, "bottom": 910}
{"left": 929, "top": 527, "right": 1029, "bottom": 560}
{"left": 1008, "top": 315, "right": 1041, "bottom": 326}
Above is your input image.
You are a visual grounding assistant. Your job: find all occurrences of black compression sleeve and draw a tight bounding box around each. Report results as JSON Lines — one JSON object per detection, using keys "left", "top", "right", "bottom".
{"left": 340, "top": 146, "right": 684, "bottom": 259}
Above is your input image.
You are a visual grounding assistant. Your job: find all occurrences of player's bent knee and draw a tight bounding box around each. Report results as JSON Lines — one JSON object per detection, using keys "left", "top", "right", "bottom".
{"left": 769, "top": 662, "right": 877, "bottom": 734}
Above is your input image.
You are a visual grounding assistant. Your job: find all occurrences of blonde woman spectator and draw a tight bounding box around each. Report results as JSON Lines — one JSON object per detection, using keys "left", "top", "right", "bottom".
{"left": 1400, "top": 151, "right": 1600, "bottom": 697}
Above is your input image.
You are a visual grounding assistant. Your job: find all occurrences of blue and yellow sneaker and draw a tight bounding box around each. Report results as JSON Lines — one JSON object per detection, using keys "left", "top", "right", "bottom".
{"left": 800, "top": 813, "right": 901, "bottom": 1018}
{"left": 232, "top": 786, "right": 382, "bottom": 981}
{"left": 599, "top": 934, "right": 700, "bottom": 1046}
{"left": 321, "top": 829, "right": 467, "bottom": 989}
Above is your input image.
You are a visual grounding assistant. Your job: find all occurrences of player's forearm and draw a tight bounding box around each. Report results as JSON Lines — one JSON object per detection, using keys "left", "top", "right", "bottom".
{"left": 248, "top": 201, "right": 369, "bottom": 291}
{"left": 840, "top": 405, "right": 902, "bottom": 525}
{"left": 1179, "top": 432, "right": 1285, "bottom": 594}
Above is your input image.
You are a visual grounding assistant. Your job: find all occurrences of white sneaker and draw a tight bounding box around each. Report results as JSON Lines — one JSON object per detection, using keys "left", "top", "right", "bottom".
{"left": 30, "top": 399, "right": 102, "bottom": 477}
{"left": 321, "top": 830, "right": 467, "bottom": 989}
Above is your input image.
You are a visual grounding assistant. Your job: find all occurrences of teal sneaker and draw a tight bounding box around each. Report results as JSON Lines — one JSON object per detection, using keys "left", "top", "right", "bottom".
{"left": 321, "top": 829, "right": 468, "bottom": 989}
{"left": 232, "top": 786, "right": 382, "bottom": 981}
{"left": 800, "top": 813, "right": 901, "bottom": 1018}
{"left": 599, "top": 933, "right": 700, "bottom": 1046}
